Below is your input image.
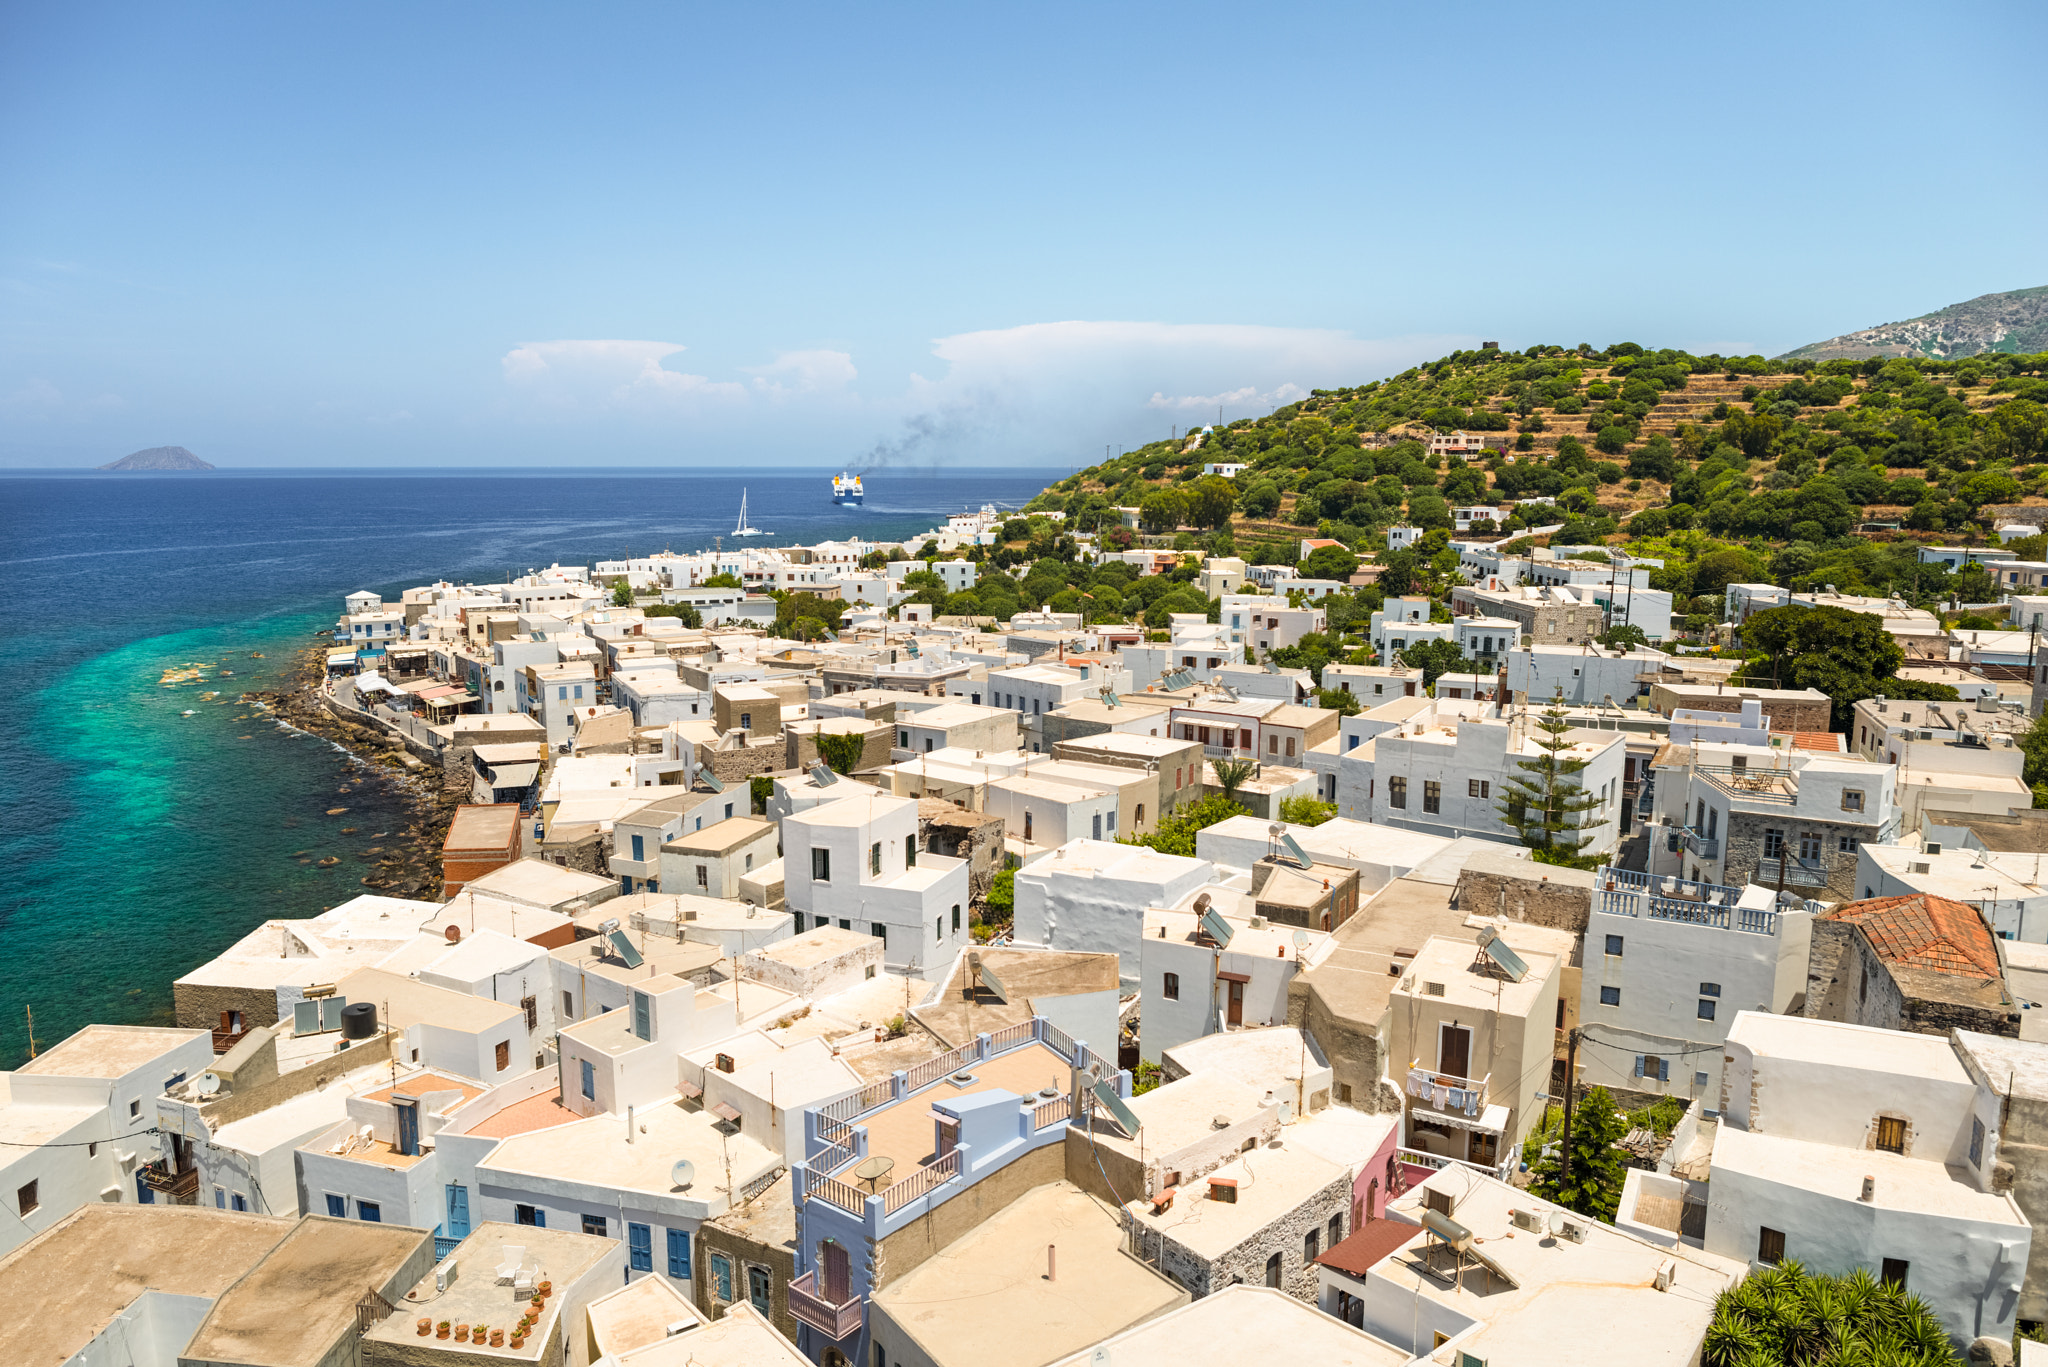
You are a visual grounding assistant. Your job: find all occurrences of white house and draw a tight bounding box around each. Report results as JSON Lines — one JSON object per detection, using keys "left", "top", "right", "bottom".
{"left": 1010, "top": 840, "right": 1216, "bottom": 983}
{"left": 1140, "top": 898, "right": 1335, "bottom": 1064}
{"left": 780, "top": 790, "right": 972, "bottom": 971}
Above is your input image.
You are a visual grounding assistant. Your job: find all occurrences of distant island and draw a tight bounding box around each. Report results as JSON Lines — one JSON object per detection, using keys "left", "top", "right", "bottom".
{"left": 97, "top": 446, "right": 214, "bottom": 471}
{"left": 1781, "top": 285, "right": 2048, "bottom": 361}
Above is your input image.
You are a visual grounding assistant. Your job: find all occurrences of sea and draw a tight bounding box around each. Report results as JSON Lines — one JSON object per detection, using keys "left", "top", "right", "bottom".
{"left": 0, "top": 467, "right": 1056, "bottom": 1064}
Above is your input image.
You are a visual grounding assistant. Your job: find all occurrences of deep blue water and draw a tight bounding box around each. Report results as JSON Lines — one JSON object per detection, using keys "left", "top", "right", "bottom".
{"left": 0, "top": 467, "right": 1055, "bottom": 1062}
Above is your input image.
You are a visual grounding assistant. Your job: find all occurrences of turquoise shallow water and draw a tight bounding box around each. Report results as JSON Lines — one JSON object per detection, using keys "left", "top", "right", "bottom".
{"left": 0, "top": 468, "right": 1054, "bottom": 1062}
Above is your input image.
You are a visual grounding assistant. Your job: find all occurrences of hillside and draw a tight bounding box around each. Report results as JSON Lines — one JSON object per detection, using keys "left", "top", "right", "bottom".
{"left": 998, "top": 340, "right": 2048, "bottom": 643}
{"left": 98, "top": 445, "right": 213, "bottom": 470}
{"left": 1781, "top": 287, "right": 2048, "bottom": 362}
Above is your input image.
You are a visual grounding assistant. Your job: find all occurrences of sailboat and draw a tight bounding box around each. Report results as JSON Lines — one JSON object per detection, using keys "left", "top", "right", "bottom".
{"left": 732, "top": 488, "right": 766, "bottom": 538}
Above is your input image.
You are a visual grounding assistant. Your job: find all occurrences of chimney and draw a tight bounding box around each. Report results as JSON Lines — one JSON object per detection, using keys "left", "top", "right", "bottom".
{"left": 1047, "top": 1245, "right": 1056, "bottom": 1281}
{"left": 1860, "top": 1175, "right": 1875, "bottom": 1203}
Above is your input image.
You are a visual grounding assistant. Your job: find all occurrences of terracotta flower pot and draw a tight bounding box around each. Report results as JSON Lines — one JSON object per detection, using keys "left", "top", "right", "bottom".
{"left": 490, "top": 1331, "right": 505, "bottom": 1347}
{"left": 454, "top": 1327, "right": 468, "bottom": 1342}
{"left": 437, "top": 1325, "right": 450, "bottom": 1339}
{"left": 538, "top": 1280, "right": 552, "bottom": 1296}
{"left": 511, "top": 1334, "right": 526, "bottom": 1349}
{"left": 417, "top": 1318, "right": 431, "bottom": 1335}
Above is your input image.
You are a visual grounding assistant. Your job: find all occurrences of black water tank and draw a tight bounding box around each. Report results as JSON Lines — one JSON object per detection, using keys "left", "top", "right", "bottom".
{"left": 340, "top": 1001, "right": 378, "bottom": 1039}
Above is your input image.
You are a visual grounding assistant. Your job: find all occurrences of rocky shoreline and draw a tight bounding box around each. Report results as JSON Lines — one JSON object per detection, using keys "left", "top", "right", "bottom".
{"left": 244, "top": 645, "right": 462, "bottom": 901}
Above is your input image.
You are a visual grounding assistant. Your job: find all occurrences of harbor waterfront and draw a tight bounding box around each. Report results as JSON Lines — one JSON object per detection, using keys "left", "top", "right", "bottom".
{"left": 0, "top": 468, "right": 1052, "bottom": 1062}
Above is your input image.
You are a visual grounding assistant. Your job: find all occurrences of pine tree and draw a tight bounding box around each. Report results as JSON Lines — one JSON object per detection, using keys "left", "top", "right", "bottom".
{"left": 1496, "top": 686, "right": 1603, "bottom": 862}
{"left": 1528, "top": 1085, "right": 1629, "bottom": 1221}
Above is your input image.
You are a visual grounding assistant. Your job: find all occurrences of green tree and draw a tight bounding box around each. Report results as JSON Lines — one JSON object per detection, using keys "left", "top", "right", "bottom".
{"left": 1701, "top": 1262, "right": 1955, "bottom": 1367}
{"left": 1122, "top": 793, "right": 1248, "bottom": 857}
{"left": 1403, "top": 639, "right": 1469, "bottom": 687}
{"left": 1300, "top": 544, "right": 1360, "bottom": 580}
{"left": 1496, "top": 689, "right": 1603, "bottom": 862}
{"left": 609, "top": 579, "right": 634, "bottom": 606}
{"left": 1277, "top": 795, "right": 1336, "bottom": 826}
{"left": 814, "top": 731, "right": 864, "bottom": 774}
{"left": 749, "top": 775, "right": 773, "bottom": 816}
{"left": 1211, "top": 756, "right": 1257, "bottom": 803}
{"left": 776, "top": 591, "right": 846, "bottom": 638}
{"left": 1596, "top": 623, "right": 1648, "bottom": 652}
{"left": 700, "top": 571, "right": 742, "bottom": 589}
{"left": 1742, "top": 604, "right": 1959, "bottom": 727}
{"left": 1139, "top": 488, "right": 1187, "bottom": 532}
{"left": 1184, "top": 475, "right": 1238, "bottom": 529}
{"left": 985, "top": 867, "right": 1015, "bottom": 920}
{"left": 1238, "top": 481, "right": 1281, "bottom": 518}
{"left": 1314, "top": 687, "right": 1360, "bottom": 716}
{"left": 1528, "top": 1085, "right": 1629, "bottom": 1222}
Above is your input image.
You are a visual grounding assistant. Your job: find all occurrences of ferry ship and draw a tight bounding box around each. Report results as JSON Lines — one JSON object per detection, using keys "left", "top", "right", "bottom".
{"left": 832, "top": 471, "right": 865, "bottom": 505}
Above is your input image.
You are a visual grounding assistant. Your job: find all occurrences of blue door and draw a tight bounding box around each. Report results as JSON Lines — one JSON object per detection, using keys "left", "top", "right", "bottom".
{"left": 445, "top": 1184, "right": 471, "bottom": 1240}
{"left": 580, "top": 1058, "right": 596, "bottom": 1099}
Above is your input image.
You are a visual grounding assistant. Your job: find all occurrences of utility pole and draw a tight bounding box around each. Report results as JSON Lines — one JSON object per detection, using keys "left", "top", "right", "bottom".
{"left": 1558, "top": 1027, "right": 1580, "bottom": 1185}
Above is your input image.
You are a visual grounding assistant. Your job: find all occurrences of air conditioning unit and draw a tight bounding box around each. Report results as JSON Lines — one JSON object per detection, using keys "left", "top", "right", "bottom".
{"left": 1208, "top": 1178, "right": 1239, "bottom": 1203}
{"left": 1654, "top": 1257, "right": 1679, "bottom": 1292}
{"left": 1510, "top": 1208, "right": 1545, "bottom": 1233}
{"left": 1910, "top": 863, "right": 1930, "bottom": 875}
{"left": 1926, "top": 843, "right": 1943, "bottom": 855}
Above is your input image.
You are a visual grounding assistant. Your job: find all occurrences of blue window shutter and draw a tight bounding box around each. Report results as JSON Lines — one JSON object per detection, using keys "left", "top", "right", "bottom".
{"left": 629, "top": 1222, "right": 653, "bottom": 1272}
{"left": 446, "top": 1184, "right": 470, "bottom": 1239}
{"left": 668, "top": 1227, "right": 691, "bottom": 1278}
{"left": 325, "top": 1194, "right": 345, "bottom": 1217}
{"left": 1659, "top": 1059, "right": 1671, "bottom": 1083}
{"left": 581, "top": 1058, "right": 595, "bottom": 1099}
{"left": 1633, "top": 1056, "right": 1645, "bottom": 1078}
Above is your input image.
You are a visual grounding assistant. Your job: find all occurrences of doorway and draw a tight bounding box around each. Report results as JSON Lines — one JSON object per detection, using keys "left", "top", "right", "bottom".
{"left": 1438, "top": 1023, "right": 1471, "bottom": 1079}
{"left": 1227, "top": 979, "right": 1245, "bottom": 1027}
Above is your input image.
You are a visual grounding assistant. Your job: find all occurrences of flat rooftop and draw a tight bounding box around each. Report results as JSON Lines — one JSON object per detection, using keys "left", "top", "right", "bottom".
{"left": 336, "top": 966, "right": 523, "bottom": 1034}
{"left": 665, "top": 815, "right": 776, "bottom": 854}
{"left": 1125, "top": 1137, "right": 1346, "bottom": 1260}
{"left": 826, "top": 1039, "right": 1073, "bottom": 1177}
{"left": 873, "top": 1181, "right": 1186, "bottom": 1367}
{"left": 1713, "top": 1126, "right": 2024, "bottom": 1224}
{"left": 186, "top": 1215, "right": 429, "bottom": 1367}
{"left": 916, "top": 947, "right": 1122, "bottom": 1047}
{"left": 480, "top": 1097, "right": 778, "bottom": 1209}
{"left": 460, "top": 856, "right": 617, "bottom": 907}
{"left": 458, "top": 1086, "right": 582, "bottom": 1140}
{"left": 362, "top": 1221, "right": 610, "bottom": 1360}
{"left": 1094, "top": 1070, "right": 1273, "bottom": 1165}
{"left": 0, "top": 1205, "right": 290, "bottom": 1366}
{"left": 1366, "top": 1171, "right": 1745, "bottom": 1367}
{"left": 1395, "top": 934, "right": 1557, "bottom": 1018}
{"left": 445, "top": 803, "right": 522, "bottom": 851}
{"left": 1727, "top": 1011, "right": 1973, "bottom": 1085}
{"left": 606, "top": 1303, "right": 810, "bottom": 1365}
{"left": 746, "top": 923, "right": 878, "bottom": 970}
{"left": 1045, "top": 1285, "right": 1409, "bottom": 1367}
{"left": 15, "top": 1023, "right": 205, "bottom": 1078}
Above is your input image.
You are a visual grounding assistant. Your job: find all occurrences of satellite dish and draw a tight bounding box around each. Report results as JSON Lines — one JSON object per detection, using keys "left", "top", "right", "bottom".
{"left": 196, "top": 1073, "right": 221, "bottom": 1096}
{"left": 1292, "top": 930, "right": 1312, "bottom": 951}
{"left": 670, "top": 1159, "right": 696, "bottom": 1189}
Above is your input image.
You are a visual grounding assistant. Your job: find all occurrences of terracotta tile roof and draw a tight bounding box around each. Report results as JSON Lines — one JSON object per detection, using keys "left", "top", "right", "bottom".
{"left": 1791, "top": 731, "right": 1845, "bottom": 753}
{"left": 1823, "top": 893, "right": 2003, "bottom": 981}
{"left": 1316, "top": 1217, "right": 1423, "bottom": 1277}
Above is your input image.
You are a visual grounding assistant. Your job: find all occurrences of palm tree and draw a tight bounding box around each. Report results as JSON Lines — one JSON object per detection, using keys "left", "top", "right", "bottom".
{"left": 1211, "top": 756, "right": 1257, "bottom": 803}
{"left": 1701, "top": 1261, "right": 1958, "bottom": 1367}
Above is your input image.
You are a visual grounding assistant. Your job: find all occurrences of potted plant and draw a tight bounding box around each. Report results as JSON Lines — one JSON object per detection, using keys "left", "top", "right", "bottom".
{"left": 490, "top": 1330, "right": 504, "bottom": 1347}
{"left": 454, "top": 1325, "right": 468, "bottom": 1342}
{"left": 510, "top": 1331, "right": 527, "bottom": 1349}
{"left": 472, "top": 1325, "right": 486, "bottom": 1342}
{"left": 416, "top": 1317, "right": 431, "bottom": 1335}
{"left": 436, "top": 1321, "right": 451, "bottom": 1339}
{"left": 538, "top": 1279, "right": 552, "bottom": 1296}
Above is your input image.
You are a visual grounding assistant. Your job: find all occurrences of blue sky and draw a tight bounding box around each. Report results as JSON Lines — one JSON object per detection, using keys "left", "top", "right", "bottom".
{"left": 3, "top": 2, "right": 2043, "bottom": 469}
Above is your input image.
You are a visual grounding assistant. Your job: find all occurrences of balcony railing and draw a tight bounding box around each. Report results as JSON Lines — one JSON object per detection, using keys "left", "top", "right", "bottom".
{"left": 1697, "top": 765, "right": 1798, "bottom": 806}
{"left": 1680, "top": 827, "right": 1720, "bottom": 860}
{"left": 1406, "top": 1066, "right": 1489, "bottom": 1116}
{"left": 211, "top": 1027, "right": 250, "bottom": 1055}
{"left": 1396, "top": 1145, "right": 1514, "bottom": 1185}
{"left": 883, "top": 1148, "right": 962, "bottom": 1214}
{"left": 787, "top": 1272, "right": 864, "bottom": 1341}
{"left": 1032, "top": 1094, "right": 1071, "bottom": 1130}
{"left": 139, "top": 1164, "right": 199, "bottom": 1202}
{"left": 1756, "top": 855, "right": 1831, "bottom": 887}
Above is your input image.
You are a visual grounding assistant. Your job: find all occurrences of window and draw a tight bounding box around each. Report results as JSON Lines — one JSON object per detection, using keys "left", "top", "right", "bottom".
{"left": 812, "top": 847, "right": 831, "bottom": 882}
{"left": 1698, "top": 999, "right": 1717, "bottom": 1021}
{"left": 1838, "top": 835, "right": 1857, "bottom": 853}
{"left": 631, "top": 834, "right": 644, "bottom": 861}
{"left": 16, "top": 1181, "right": 37, "bottom": 1217}
{"left": 952, "top": 904, "right": 961, "bottom": 932}
{"left": 1638, "top": 1055, "right": 1667, "bottom": 1082}
{"left": 696, "top": 864, "right": 709, "bottom": 888}
{"left": 1842, "top": 789, "right": 1864, "bottom": 812}
{"left": 1285, "top": 736, "right": 1296, "bottom": 758}
{"left": 1270, "top": 734, "right": 1279, "bottom": 754}
{"left": 563, "top": 990, "right": 575, "bottom": 1020}
{"left": 872, "top": 923, "right": 887, "bottom": 945}
{"left": 580, "top": 1058, "right": 595, "bottom": 1100}
{"left": 1875, "top": 1116, "right": 1907, "bottom": 1154}
{"left": 870, "top": 842, "right": 882, "bottom": 876}
{"left": 1423, "top": 781, "right": 1440, "bottom": 814}
{"left": 326, "top": 1194, "right": 346, "bottom": 1217}
{"left": 712, "top": 1253, "right": 734, "bottom": 1303}
{"left": 1700, "top": 982, "right": 1721, "bottom": 997}
{"left": 1798, "top": 831, "right": 1823, "bottom": 861}
{"left": 667, "top": 1227, "right": 691, "bottom": 1279}
{"left": 495, "top": 1040, "right": 510, "bottom": 1071}
{"left": 1388, "top": 777, "right": 1407, "bottom": 809}
{"left": 1467, "top": 779, "right": 1489, "bottom": 799}
{"left": 358, "top": 1200, "right": 382, "bottom": 1222}
{"left": 1881, "top": 1258, "right": 1909, "bottom": 1289}
{"left": 935, "top": 916, "right": 943, "bottom": 943}
{"left": 129, "top": 1099, "right": 140, "bottom": 1118}
{"left": 1264, "top": 1252, "right": 1283, "bottom": 1287}
{"left": 1328, "top": 1213, "right": 1343, "bottom": 1247}
{"left": 628, "top": 1222, "right": 652, "bottom": 1271}
{"left": 906, "top": 835, "right": 917, "bottom": 868}
{"left": 749, "top": 1264, "right": 773, "bottom": 1315}
{"left": 1605, "top": 934, "right": 1623, "bottom": 957}
{"left": 1763, "top": 828, "right": 1784, "bottom": 859}
{"left": 1304, "top": 1228, "right": 1320, "bottom": 1261}
{"left": 1758, "top": 1226, "right": 1785, "bottom": 1266}
{"left": 1600, "top": 986, "right": 1621, "bottom": 1007}
{"left": 1135, "top": 804, "right": 1145, "bottom": 825}
{"left": 1163, "top": 972, "right": 1180, "bottom": 1001}
{"left": 1696, "top": 1071, "right": 1711, "bottom": 1089}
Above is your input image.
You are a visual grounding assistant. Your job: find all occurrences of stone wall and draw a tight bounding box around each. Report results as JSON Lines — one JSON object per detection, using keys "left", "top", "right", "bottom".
{"left": 173, "top": 981, "right": 286, "bottom": 1033}
{"left": 696, "top": 1217, "right": 798, "bottom": 1342}
{"left": 1453, "top": 866, "right": 1594, "bottom": 933}
{"left": 1803, "top": 919, "right": 1905, "bottom": 1029}
{"left": 1140, "top": 1169, "right": 1351, "bottom": 1301}
{"left": 203, "top": 1028, "right": 397, "bottom": 1128}
{"left": 921, "top": 807, "right": 1004, "bottom": 903}
{"left": 1723, "top": 811, "right": 1866, "bottom": 901}
{"left": 1287, "top": 982, "right": 1400, "bottom": 1117}
{"left": 784, "top": 721, "right": 892, "bottom": 776}
{"left": 700, "top": 736, "right": 788, "bottom": 784}
{"left": 1647, "top": 689, "right": 1832, "bottom": 735}
{"left": 1987, "top": 1087, "right": 2048, "bottom": 1320}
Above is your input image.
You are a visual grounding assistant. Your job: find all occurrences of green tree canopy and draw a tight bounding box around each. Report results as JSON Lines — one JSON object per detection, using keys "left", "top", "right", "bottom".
{"left": 1139, "top": 488, "right": 1187, "bottom": 532}
{"left": 1301, "top": 544, "right": 1360, "bottom": 580}
{"left": 1184, "top": 475, "right": 1238, "bottom": 529}
{"left": 1701, "top": 1262, "right": 1955, "bottom": 1367}
{"left": 1403, "top": 639, "right": 1469, "bottom": 687}
{"left": 1496, "top": 689, "right": 1604, "bottom": 862}
{"left": 700, "top": 571, "right": 742, "bottom": 589}
{"left": 1742, "top": 604, "right": 1958, "bottom": 727}
{"left": 1122, "top": 793, "right": 1248, "bottom": 857}
{"left": 1528, "top": 1085, "right": 1629, "bottom": 1221}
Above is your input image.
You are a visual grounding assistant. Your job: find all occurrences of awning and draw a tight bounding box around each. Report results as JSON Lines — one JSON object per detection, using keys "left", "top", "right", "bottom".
{"left": 710, "top": 1102, "right": 742, "bottom": 1123}
{"left": 677, "top": 1080, "right": 703, "bottom": 1099}
{"left": 1415, "top": 1102, "right": 1510, "bottom": 1135}
{"left": 1215, "top": 970, "right": 1252, "bottom": 984}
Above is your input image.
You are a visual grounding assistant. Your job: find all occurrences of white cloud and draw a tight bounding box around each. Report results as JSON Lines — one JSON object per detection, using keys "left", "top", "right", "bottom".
{"left": 745, "top": 349, "right": 857, "bottom": 397}
{"left": 1147, "top": 383, "right": 1308, "bottom": 411}
{"left": 500, "top": 339, "right": 745, "bottom": 407}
